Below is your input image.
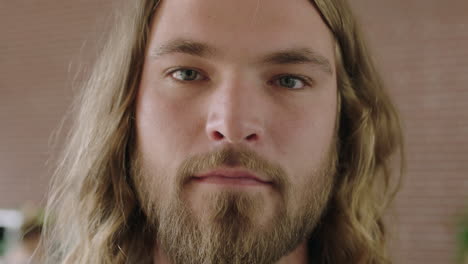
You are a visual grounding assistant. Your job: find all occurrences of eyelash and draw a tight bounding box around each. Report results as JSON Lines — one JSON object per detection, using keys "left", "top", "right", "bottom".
{"left": 166, "top": 67, "right": 313, "bottom": 89}
{"left": 168, "top": 67, "right": 208, "bottom": 82}
{"left": 269, "top": 74, "right": 312, "bottom": 89}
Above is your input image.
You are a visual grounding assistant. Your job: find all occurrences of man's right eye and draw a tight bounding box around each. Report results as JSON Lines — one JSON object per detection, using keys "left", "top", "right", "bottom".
{"left": 170, "top": 68, "right": 205, "bottom": 81}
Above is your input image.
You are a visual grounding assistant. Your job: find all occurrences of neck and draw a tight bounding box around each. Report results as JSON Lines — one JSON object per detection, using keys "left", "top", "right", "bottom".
{"left": 153, "top": 240, "right": 309, "bottom": 264}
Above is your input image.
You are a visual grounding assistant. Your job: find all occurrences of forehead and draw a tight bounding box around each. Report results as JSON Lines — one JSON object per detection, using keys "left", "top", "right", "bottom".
{"left": 149, "top": 0, "right": 334, "bottom": 63}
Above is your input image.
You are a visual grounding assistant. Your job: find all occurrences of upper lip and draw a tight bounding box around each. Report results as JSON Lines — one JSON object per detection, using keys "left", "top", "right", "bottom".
{"left": 193, "top": 168, "right": 271, "bottom": 184}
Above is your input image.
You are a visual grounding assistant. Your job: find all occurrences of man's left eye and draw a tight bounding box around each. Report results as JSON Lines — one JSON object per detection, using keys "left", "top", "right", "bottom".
{"left": 171, "top": 69, "right": 205, "bottom": 81}
{"left": 273, "top": 75, "right": 309, "bottom": 89}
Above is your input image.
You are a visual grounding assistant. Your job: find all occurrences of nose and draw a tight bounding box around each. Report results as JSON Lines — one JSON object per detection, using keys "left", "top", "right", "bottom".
{"left": 205, "top": 79, "right": 265, "bottom": 145}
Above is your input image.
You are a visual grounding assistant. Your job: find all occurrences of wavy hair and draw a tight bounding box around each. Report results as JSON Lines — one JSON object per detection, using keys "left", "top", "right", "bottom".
{"left": 41, "top": 0, "right": 404, "bottom": 263}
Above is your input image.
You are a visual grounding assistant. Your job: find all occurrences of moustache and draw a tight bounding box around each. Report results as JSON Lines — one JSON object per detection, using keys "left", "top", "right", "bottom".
{"left": 175, "top": 146, "right": 289, "bottom": 194}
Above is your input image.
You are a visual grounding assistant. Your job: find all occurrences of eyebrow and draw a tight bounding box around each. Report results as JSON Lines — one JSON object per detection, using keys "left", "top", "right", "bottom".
{"left": 151, "top": 38, "right": 218, "bottom": 58}
{"left": 260, "top": 48, "right": 333, "bottom": 75}
{"left": 151, "top": 38, "right": 333, "bottom": 75}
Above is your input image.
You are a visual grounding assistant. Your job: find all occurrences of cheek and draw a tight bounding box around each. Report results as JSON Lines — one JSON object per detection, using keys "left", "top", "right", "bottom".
{"left": 270, "top": 89, "right": 337, "bottom": 208}
{"left": 135, "top": 91, "right": 181, "bottom": 194}
{"left": 271, "top": 98, "right": 337, "bottom": 166}
{"left": 135, "top": 82, "right": 202, "bottom": 158}
{"left": 137, "top": 81, "right": 183, "bottom": 130}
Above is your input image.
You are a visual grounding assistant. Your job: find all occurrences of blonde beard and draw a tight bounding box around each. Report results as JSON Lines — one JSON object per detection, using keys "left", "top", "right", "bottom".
{"left": 132, "top": 146, "right": 336, "bottom": 264}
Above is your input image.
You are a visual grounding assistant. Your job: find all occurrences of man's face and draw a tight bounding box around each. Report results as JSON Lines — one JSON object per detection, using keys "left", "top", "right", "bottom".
{"left": 134, "top": 0, "right": 338, "bottom": 263}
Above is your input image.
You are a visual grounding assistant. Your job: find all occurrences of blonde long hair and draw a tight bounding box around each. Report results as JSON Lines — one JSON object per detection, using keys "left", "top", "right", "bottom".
{"left": 41, "top": 0, "right": 404, "bottom": 263}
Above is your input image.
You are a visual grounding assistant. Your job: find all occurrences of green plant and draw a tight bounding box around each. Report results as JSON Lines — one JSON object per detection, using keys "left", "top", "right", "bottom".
{"left": 458, "top": 211, "right": 468, "bottom": 264}
{"left": 0, "top": 227, "right": 5, "bottom": 256}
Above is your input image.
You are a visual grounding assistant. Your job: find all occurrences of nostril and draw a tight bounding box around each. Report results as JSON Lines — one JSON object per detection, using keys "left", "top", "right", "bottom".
{"left": 212, "top": 131, "right": 224, "bottom": 140}
{"left": 246, "top": 134, "right": 258, "bottom": 141}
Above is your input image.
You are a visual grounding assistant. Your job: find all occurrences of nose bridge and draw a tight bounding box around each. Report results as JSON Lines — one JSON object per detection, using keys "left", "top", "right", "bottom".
{"left": 206, "top": 76, "right": 264, "bottom": 144}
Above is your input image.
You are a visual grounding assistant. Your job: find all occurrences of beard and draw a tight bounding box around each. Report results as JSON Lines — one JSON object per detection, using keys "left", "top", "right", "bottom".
{"left": 132, "top": 146, "right": 336, "bottom": 264}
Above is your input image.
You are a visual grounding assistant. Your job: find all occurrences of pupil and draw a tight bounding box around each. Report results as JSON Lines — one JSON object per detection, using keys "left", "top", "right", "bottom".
{"left": 282, "top": 77, "right": 295, "bottom": 87}
{"left": 184, "top": 70, "right": 195, "bottom": 80}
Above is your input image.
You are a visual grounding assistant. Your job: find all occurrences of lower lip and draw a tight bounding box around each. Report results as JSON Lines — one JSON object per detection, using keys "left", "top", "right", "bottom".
{"left": 192, "top": 176, "right": 271, "bottom": 186}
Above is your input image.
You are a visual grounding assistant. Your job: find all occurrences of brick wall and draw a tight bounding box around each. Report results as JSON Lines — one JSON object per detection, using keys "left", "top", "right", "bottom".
{"left": 352, "top": 1, "right": 468, "bottom": 263}
{"left": 1, "top": 1, "right": 467, "bottom": 263}
{"left": 0, "top": 0, "right": 113, "bottom": 207}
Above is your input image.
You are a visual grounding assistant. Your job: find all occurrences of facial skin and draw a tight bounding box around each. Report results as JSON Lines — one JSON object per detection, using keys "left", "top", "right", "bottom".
{"left": 134, "top": 0, "right": 338, "bottom": 263}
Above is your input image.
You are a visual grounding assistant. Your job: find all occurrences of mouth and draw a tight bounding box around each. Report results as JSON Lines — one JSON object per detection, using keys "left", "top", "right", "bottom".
{"left": 192, "top": 168, "right": 272, "bottom": 187}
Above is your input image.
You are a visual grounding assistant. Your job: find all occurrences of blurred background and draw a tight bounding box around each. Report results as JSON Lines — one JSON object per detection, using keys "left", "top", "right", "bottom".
{"left": 0, "top": 0, "right": 467, "bottom": 263}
